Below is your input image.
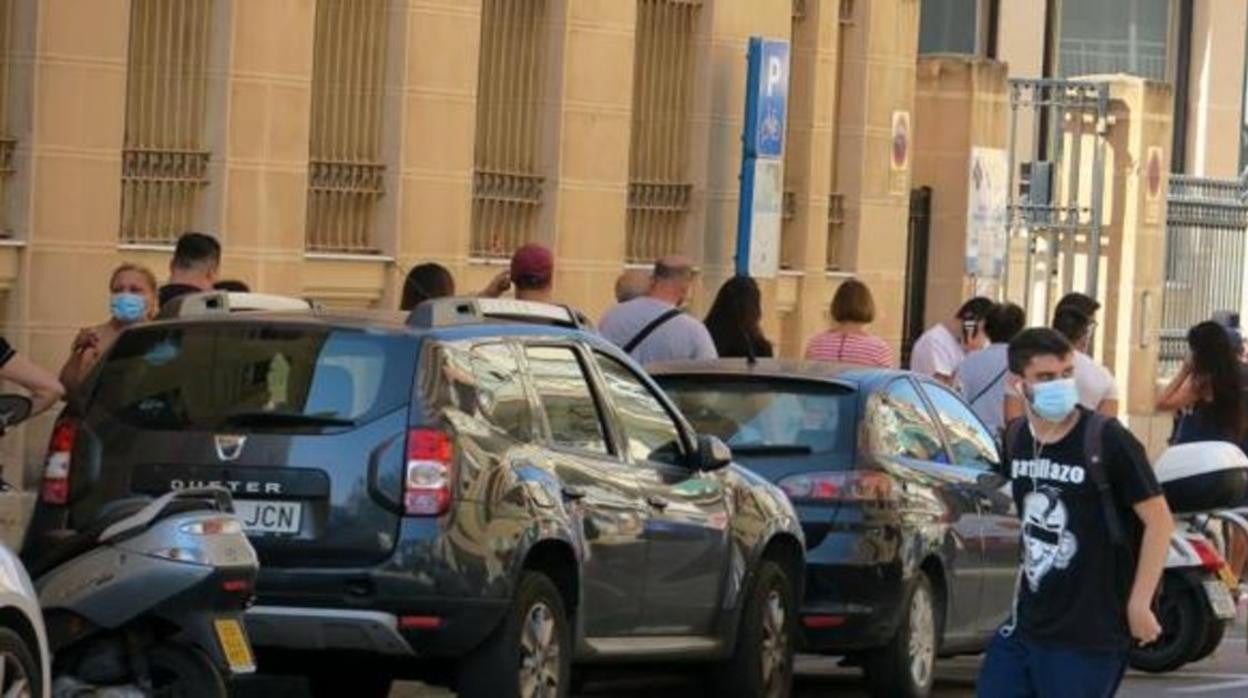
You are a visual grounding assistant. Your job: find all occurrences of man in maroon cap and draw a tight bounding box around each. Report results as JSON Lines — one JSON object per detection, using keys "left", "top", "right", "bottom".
{"left": 509, "top": 243, "right": 554, "bottom": 303}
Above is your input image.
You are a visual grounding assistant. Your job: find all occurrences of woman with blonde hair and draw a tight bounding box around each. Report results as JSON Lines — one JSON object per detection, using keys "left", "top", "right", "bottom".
{"left": 60, "top": 262, "right": 159, "bottom": 394}
{"left": 804, "top": 279, "right": 893, "bottom": 368}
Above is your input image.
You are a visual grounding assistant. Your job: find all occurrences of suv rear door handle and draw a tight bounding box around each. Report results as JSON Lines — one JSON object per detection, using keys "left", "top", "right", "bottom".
{"left": 646, "top": 496, "right": 670, "bottom": 510}
{"left": 562, "top": 486, "right": 588, "bottom": 501}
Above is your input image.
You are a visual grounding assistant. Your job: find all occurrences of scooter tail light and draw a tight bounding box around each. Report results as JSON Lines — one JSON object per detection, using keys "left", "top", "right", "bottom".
{"left": 40, "top": 417, "right": 78, "bottom": 505}
{"left": 1186, "top": 536, "right": 1226, "bottom": 574}
{"left": 404, "top": 428, "right": 454, "bottom": 517}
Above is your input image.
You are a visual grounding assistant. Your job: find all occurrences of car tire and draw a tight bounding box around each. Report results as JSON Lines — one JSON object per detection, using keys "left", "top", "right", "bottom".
{"left": 458, "top": 571, "right": 572, "bottom": 698}
{"left": 1129, "top": 571, "right": 1209, "bottom": 674}
{"left": 707, "top": 560, "right": 796, "bottom": 698}
{"left": 0, "top": 626, "right": 40, "bottom": 698}
{"left": 863, "top": 574, "right": 938, "bottom": 698}
{"left": 1189, "top": 618, "right": 1229, "bottom": 664}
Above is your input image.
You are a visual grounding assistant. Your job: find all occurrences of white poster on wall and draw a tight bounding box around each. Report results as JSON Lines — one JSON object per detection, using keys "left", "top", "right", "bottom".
{"left": 966, "top": 147, "right": 1009, "bottom": 278}
{"left": 747, "top": 158, "right": 784, "bottom": 278}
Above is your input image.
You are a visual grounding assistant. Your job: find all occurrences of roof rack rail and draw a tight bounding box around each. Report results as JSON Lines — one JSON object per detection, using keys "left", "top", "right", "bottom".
{"left": 407, "top": 297, "right": 589, "bottom": 330}
{"left": 157, "top": 291, "right": 318, "bottom": 319}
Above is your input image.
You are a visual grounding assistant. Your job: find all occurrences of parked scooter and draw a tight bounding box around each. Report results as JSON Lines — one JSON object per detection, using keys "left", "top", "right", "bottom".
{"left": 1129, "top": 442, "right": 1247, "bottom": 674}
{"left": 6, "top": 395, "right": 259, "bottom": 697}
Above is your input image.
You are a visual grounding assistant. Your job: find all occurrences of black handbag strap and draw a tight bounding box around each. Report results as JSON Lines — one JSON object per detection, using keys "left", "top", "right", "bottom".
{"left": 623, "top": 308, "right": 683, "bottom": 354}
{"left": 969, "top": 367, "right": 1009, "bottom": 407}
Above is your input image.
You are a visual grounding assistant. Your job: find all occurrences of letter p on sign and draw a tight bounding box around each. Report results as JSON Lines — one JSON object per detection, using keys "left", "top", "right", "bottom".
{"left": 766, "top": 56, "right": 784, "bottom": 96}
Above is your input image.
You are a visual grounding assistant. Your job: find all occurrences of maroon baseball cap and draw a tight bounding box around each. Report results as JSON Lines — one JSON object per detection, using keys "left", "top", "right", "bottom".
{"left": 510, "top": 244, "right": 554, "bottom": 286}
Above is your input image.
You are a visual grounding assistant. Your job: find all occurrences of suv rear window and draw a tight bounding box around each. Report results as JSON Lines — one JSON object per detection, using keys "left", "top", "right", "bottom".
{"left": 90, "top": 324, "right": 417, "bottom": 431}
{"left": 658, "top": 377, "right": 856, "bottom": 454}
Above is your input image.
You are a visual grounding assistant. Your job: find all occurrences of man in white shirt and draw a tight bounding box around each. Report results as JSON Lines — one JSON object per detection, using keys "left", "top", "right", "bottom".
{"left": 600, "top": 256, "right": 718, "bottom": 365}
{"left": 1054, "top": 308, "right": 1119, "bottom": 415}
{"left": 958, "top": 302, "right": 1025, "bottom": 434}
{"left": 909, "top": 297, "right": 994, "bottom": 386}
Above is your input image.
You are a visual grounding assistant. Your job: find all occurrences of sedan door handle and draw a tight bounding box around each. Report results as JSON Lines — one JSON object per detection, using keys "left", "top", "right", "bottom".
{"left": 646, "top": 496, "right": 670, "bottom": 510}
{"left": 562, "top": 486, "right": 588, "bottom": 501}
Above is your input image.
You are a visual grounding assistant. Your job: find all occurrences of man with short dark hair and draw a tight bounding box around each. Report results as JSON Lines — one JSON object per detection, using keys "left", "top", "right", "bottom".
{"left": 1054, "top": 308, "right": 1118, "bottom": 417}
{"left": 957, "top": 302, "right": 1025, "bottom": 433}
{"left": 1053, "top": 291, "right": 1100, "bottom": 321}
{"left": 160, "top": 232, "right": 221, "bottom": 307}
{"left": 599, "top": 255, "right": 717, "bottom": 364}
{"left": 977, "top": 327, "right": 1172, "bottom": 697}
{"left": 909, "top": 296, "right": 994, "bottom": 386}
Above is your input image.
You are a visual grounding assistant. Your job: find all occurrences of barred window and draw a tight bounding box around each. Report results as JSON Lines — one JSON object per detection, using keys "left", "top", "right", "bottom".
{"left": 120, "top": 0, "right": 213, "bottom": 245}
{"left": 471, "top": 0, "right": 549, "bottom": 259}
{"left": 306, "top": 0, "right": 388, "bottom": 254}
{"left": 0, "top": 0, "right": 15, "bottom": 238}
{"left": 626, "top": 0, "right": 701, "bottom": 264}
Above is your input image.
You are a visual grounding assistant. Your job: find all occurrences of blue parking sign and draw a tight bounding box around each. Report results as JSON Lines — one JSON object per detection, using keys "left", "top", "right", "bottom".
{"left": 742, "top": 37, "right": 790, "bottom": 159}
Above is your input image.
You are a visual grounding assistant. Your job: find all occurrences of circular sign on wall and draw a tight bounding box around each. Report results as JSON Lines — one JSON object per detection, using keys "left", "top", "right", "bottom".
{"left": 891, "top": 111, "right": 911, "bottom": 172}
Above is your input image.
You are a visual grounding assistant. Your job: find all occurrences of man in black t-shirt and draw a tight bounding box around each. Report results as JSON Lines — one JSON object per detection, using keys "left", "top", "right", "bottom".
{"left": 977, "top": 328, "right": 1173, "bottom": 698}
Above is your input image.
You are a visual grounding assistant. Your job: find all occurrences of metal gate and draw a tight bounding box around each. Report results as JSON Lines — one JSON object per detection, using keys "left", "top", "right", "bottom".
{"left": 902, "top": 187, "right": 932, "bottom": 368}
{"left": 1159, "top": 174, "right": 1248, "bottom": 373}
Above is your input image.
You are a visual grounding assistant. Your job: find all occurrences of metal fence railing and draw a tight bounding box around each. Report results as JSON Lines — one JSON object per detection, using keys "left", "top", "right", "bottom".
{"left": 306, "top": 0, "right": 388, "bottom": 254}
{"left": 625, "top": 0, "right": 701, "bottom": 264}
{"left": 470, "top": 0, "right": 549, "bottom": 259}
{"left": 1160, "top": 173, "right": 1248, "bottom": 374}
{"left": 120, "top": 0, "right": 213, "bottom": 245}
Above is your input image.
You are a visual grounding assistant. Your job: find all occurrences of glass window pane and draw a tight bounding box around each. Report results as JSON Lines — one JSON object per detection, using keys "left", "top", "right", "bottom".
{"left": 919, "top": 0, "right": 979, "bottom": 55}
{"left": 867, "top": 379, "right": 949, "bottom": 463}
{"left": 920, "top": 383, "right": 1001, "bottom": 471}
{"left": 469, "top": 344, "right": 534, "bottom": 442}
{"left": 525, "top": 346, "right": 609, "bottom": 455}
{"left": 1059, "top": 0, "right": 1171, "bottom": 80}
{"left": 597, "top": 355, "right": 685, "bottom": 466}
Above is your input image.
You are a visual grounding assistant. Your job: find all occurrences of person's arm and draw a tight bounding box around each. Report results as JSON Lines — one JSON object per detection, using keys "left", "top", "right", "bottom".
{"left": 1127, "top": 494, "right": 1173, "bottom": 645}
{"left": 1096, "top": 398, "right": 1120, "bottom": 418}
{"left": 1156, "top": 361, "right": 1196, "bottom": 412}
{"left": 478, "top": 270, "right": 511, "bottom": 298}
{"left": 2, "top": 353, "right": 65, "bottom": 417}
{"left": 59, "top": 328, "right": 102, "bottom": 396}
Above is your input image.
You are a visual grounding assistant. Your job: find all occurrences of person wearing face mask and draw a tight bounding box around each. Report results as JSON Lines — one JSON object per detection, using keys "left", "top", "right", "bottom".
{"left": 977, "top": 328, "right": 1173, "bottom": 698}
{"left": 59, "top": 263, "right": 159, "bottom": 395}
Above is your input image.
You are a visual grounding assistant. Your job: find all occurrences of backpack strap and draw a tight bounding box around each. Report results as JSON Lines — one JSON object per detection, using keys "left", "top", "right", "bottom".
{"left": 1000, "top": 416, "right": 1027, "bottom": 478}
{"left": 1082, "top": 411, "right": 1127, "bottom": 548}
{"left": 622, "top": 308, "right": 683, "bottom": 354}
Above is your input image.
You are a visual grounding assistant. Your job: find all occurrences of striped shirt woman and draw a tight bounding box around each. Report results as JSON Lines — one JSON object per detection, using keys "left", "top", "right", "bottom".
{"left": 804, "top": 278, "right": 894, "bottom": 368}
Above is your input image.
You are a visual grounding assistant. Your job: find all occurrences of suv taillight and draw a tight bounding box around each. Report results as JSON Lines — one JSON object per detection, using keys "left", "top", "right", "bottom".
{"left": 41, "top": 417, "right": 78, "bottom": 505}
{"left": 404, "top": 428, "right": 453, "bottom": 516}
{"left": 777, "top": 470, "right": 896, "bottom": 503}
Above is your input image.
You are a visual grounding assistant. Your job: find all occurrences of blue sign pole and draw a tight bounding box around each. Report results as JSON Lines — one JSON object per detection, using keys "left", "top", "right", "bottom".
{"left": 735, "top": 37, "right": 790, "bottom": 279}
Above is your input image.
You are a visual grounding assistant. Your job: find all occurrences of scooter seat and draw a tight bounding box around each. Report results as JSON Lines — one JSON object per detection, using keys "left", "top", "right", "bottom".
{"left": 25, "top": 498, "right": 213, "bottom": 580}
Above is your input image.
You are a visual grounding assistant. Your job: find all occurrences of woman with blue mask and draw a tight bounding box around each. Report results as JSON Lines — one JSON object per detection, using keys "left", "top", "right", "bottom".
{"left": 59, "top": 263, "right": 158, "bottom": 395}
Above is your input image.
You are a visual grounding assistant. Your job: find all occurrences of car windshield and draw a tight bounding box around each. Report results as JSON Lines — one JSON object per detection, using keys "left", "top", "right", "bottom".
{"left": 90, "top": 324, "right": 417, "bottom": 431}
{"left": 657, "top": 377, "right": 856, "bottom": 454}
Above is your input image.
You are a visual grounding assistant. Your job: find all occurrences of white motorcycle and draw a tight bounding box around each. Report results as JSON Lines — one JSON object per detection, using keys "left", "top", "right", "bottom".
{"left": 1129, "top": 442, "right": 1247, "bottom": 673}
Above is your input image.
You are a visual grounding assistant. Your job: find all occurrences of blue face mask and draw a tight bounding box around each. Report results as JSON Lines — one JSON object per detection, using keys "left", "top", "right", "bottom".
{"left": 110, "top": 292, "right": 148, "bottom": 324}
{"left": 1028, "top": 378, "right": 1079, "bottom": 422}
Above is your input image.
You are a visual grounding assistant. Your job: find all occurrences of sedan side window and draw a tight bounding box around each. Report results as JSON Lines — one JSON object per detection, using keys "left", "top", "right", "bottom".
{"left": 868, "top": 379, "right": 949, "bottom": 463}
{"left": 920, "top": 382, "right": 1001, "bottom": 471}
{"left": 596, "top": 354, "right": 686, "bottom": 466}
{"left": 524, "top": 346, "right": 610, "bottom": 455}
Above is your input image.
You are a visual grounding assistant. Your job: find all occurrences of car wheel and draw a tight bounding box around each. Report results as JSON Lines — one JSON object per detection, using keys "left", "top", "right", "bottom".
{"left": 0, "top": 627, "right": 38, "bottom": 698}
{"left": 458, "top": 571, "right": 572, "bottom": 698}
{"left": 864, "top": 574, "right": 937, "bottom": 698}
{"left": 1189, "top": 618, "right": 1229, "bottom": 664}
{"left": 1130, "top": 572, "right": 1210, "bottom": 674}
{"left": 707, "top": 560, "right": 796, "bottom": 698}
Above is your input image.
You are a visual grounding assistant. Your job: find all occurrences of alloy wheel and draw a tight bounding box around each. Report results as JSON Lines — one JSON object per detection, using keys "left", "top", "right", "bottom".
{"left": 0, "top": 650, "right": 32, "bottom": 698}
{"left": 519, "top": 601, "right": 561, "bottom": 698}
{"left": 908, "top": 584, "right": 936, "bottom": 690}
{"left": 759, "top": 588, "right": 791, "bottom": 698}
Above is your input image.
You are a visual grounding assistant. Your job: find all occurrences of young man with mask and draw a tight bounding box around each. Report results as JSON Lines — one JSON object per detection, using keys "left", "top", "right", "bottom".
{"left": 977, "top": 328, "right": 1173, "bottom": 698}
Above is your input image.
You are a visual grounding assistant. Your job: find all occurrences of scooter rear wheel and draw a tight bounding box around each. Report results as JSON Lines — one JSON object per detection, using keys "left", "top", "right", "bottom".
{"left": 1128, "top": 572, "right": 1209, "bottom": 674}
{"left": 148, "top": 644, "right": 227, "bottom": 698}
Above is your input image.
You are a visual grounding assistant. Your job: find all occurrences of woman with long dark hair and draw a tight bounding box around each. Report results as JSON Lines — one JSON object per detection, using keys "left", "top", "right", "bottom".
{"left": 704, "top": 276, "right": 773, "bottom": 359}
{"left": 1157, "top": 320, "right": 1247, "bottom": 445}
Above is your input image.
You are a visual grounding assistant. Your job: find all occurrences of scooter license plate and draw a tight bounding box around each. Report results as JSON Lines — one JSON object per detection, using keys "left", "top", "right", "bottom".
{"left": 1202, "top": 580, "right": 1238, "bottom": 620}
{"left": 214, "top": 618, "right": 256, "bottom": 674}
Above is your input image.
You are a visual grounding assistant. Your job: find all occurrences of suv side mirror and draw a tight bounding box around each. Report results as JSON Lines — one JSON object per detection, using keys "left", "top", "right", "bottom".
{"left": 696, "top": 435, "right": 733, "bottom": 472}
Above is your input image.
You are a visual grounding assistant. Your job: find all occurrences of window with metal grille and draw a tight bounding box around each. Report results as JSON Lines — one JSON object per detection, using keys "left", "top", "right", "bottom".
{"left": 120, "top": 0, "right": 213, "bottom": 245}
{"left": 626, "top": 0, "right": 701, "bottom": 264}
{"left": 306, "top": 0, "right": 388, "bottom": 254}
{"left": 471, "top": 0, "right": 549, "bottom": 258}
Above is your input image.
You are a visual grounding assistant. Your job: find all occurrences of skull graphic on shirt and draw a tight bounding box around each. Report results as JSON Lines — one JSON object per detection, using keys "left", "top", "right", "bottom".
{"left": 1021, "top": 488, "right": 1079, "bottom": 592}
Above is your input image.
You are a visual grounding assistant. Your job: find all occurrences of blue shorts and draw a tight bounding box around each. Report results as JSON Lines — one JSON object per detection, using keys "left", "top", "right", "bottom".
{"left": 977, "top": 629, "right": 1129, "bottom": 698}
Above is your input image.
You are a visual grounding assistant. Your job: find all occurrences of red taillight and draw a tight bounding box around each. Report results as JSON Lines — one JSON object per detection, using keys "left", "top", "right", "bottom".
{"left": 222, "top": 579, "right": 251, "bottom": 594}
{"left": 41, "top": 418, "right": 78, "bottom": 505}
{"left": 1187, "top": 537, "right": 1226, "bottom": 574}
{"left": 777, "top": 470, "right": 895, "bottom": 503}
{"left": 398, "top": 615, "right": 443, "bottom": 630}
{"left": 404, "top": 428, "right": 453, "bottom": 517}
{"left": 801, "top": 614, "right": 846, "bottom": 629}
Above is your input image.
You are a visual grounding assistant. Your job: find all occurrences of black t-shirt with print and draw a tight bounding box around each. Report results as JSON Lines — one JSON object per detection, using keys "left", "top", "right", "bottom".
{"left": 1008, "top": 409, "right": 1162, "bottom": 651}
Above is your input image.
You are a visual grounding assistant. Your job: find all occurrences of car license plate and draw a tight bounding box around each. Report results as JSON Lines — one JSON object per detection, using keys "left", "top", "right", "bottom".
{"left": 234, "top": 500, "right": 302, "bottom": 535}
{"left": 213, "top": 618, "right": 256, "bottom": 674}
{"left": 1203, "top": 580, "right": 1238, "bottom": 620}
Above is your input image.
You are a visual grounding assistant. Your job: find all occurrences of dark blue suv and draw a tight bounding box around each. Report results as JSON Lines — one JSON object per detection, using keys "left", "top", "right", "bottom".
{"left": 25, "top": 296, "right": 805, "bottom": 698}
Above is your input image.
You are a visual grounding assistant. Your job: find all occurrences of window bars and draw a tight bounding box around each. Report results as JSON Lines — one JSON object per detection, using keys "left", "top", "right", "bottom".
{"left": 120, "top": 0, "right": 213, "bottom": 245}
{"left": 306, "top": 0, "right": 388, "bottom": 254}
{"left": 626, "top": 0, "right": 701, "bottom": 264}
{"left": 471, "top": 0, "right": 549, "bottom": 259}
